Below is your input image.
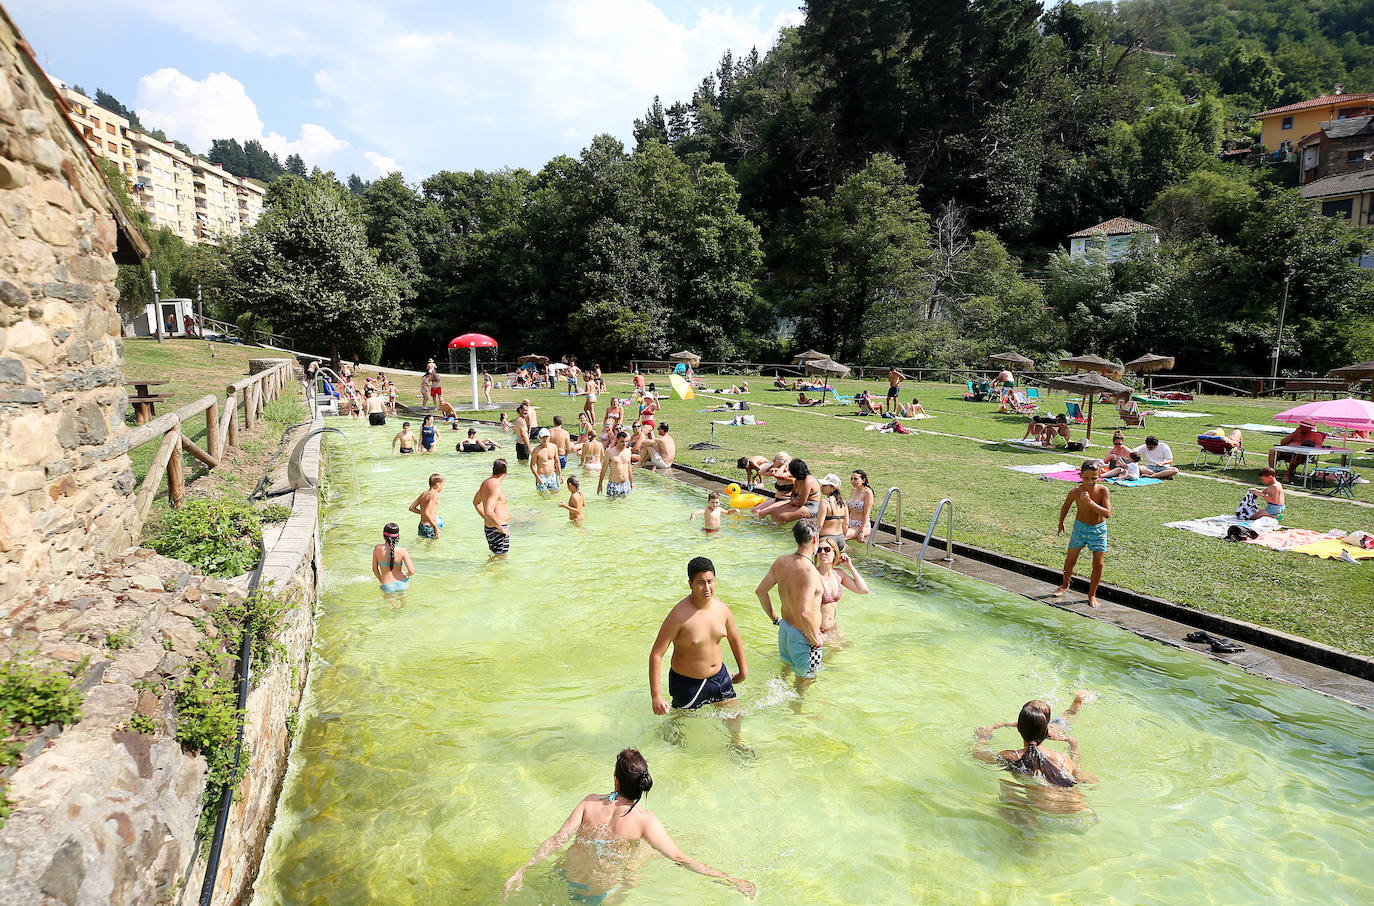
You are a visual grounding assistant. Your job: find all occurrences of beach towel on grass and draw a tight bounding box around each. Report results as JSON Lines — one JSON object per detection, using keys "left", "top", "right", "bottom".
{"left": 1220, "top": 423, "right": 1291, "bottom": 435}
{"left": 712, "top": 418, "right": 766, "bottom": 426}
{"left": 1003, "top": 462, "right": 1077, "bottom": 475}
{"left": 1043, "top": 470, "right": 1083, "bottom": 481}
{"left": 1291, "top": 539, "right": 1374, "bottom": 560}
{"left": 1165, "top": 515, "right": 1280, "bottom": 539}
{"left": 1106, "top": 476, "right": 1163, "bottom": 487}
{"left": 1001, "top": 439, "right": 1097, "bottom": 451}
{"left": 1148, "top": 411, "right": 1211, "bottom": 418}
{"left": 1247, "top": 529, "right": 1335, "bottom": 551}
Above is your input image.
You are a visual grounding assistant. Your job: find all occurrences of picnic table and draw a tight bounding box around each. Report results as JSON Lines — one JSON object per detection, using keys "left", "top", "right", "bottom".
{"left": 1271, "top": 444, "right": 1353, "bottom": 489}
{"left": 124, "top": 379, "right": 171, "bottom": 425}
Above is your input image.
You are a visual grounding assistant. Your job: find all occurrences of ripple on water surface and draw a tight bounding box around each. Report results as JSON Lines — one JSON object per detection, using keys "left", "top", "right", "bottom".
{"left": 255, "top": 423, "right": 1374, "bottom": 905}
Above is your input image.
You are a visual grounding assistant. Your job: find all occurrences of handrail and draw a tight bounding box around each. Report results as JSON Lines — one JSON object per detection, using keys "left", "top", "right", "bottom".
{"left": 866, "top": 486, "right": 903, "bottom": 554}
{"left": 914, "top": 498, "right": 956, "bottom": 584}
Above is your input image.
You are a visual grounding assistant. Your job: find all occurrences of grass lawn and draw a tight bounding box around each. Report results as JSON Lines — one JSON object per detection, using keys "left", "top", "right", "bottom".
{"left": 122, "top": 337, "right": 298, "bottom": 486}
{"left": 472, "top": 372, "right": 1374, "bottom": 656}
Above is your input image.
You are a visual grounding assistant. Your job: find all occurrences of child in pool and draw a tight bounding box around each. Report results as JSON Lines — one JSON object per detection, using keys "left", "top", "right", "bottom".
{"left": 498, "top": 412, "right": 511, "bottom": 433}
{"left": 371, "top": 523, "right": 414, "bottom": 592}
{"left": 409, "top": 473, "right": 444, "bottom": 538}
{"left": 391, "top": 421, "right": 416, "bottom": 454}
{"left": 688, "top": 491, "right": 724, "bottom": 532}
{"left": 560, "top": 475, "right": 586, "bottom": 524}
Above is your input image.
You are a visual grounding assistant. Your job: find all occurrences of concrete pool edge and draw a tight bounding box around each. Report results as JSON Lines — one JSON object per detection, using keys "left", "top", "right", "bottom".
{"left": 658, "top": 462, "right": 1374, "bottom": 712}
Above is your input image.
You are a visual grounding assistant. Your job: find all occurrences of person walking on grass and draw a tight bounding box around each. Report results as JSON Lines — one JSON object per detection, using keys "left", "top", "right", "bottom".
{"left": 1053, "top": 461, "right": 1111, "bottom": 607}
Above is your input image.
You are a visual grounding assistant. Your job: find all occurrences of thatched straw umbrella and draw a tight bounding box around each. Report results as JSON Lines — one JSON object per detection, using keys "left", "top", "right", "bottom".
{"left": 1059, "top": 354, "right": 1125, "bottom": 376}
{"left": 1330, "top": 360, "right": 1374, "bottom": 399}
{"left": 804, "top": 357, "right": 850, "bottom": 403}
{"left": 669, "top": 350, "right": 701, "bottom": 366}
{"left": 792, "top": 349, "right": 830, "bottom": 365}
{"left": 1124, "top": 352, "right": 1175, "bottom": 394}
{"left": 988, "top": 351, "right": 1033, "bottom": 369}
{"left": 1047, "top": 371, "right": 1132, "bottom": 440}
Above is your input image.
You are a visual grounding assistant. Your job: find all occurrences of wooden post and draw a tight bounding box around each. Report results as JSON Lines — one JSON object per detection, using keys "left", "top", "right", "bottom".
{"left": 180, "top": 434, "right": 219, "bottom": 468}
{"left": 205, "top": 400, "right": 220, "bottom": 462}
{"left": 245, "top": 382, "right": 257, "bottom": 431}
{"left": 167, "top": 424, "right": 185, "bottom": 508}
{"left": 134, "top": 425, "right": 182, "bottom": 521}
{"left": 226, "top": 392, "right": 239, "bottom": 450}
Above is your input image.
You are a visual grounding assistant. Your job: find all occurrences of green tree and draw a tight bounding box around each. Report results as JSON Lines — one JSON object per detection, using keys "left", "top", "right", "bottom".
{"left": 285, "top": 154, "right": 307, "bottom": 177}
{"left": 207, "top": 139, "right": 249, "bottom": 177}
{"left": 220, "top": 178, "right": 402, "bottom": 363}
{"left": 242, "top": 140, "right": 284, "bottom": 181}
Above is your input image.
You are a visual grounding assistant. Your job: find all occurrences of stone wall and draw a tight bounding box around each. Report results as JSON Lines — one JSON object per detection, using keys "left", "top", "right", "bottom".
{"left": 0, "top": 15, "right": 144, "bottom": 609}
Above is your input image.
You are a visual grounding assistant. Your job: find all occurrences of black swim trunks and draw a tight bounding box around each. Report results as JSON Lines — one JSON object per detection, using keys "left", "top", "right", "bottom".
{"left": 368, "top": 412, "right": 386, "bottom": 426}
{"left": 886, "top": 385, "right": 900, "bottom": 400}
{"left": 515, "top": 441, "right": 529, "bottom": 462}
{"left": 668, "top": 663, "right": 736, "bottom": 710}
{"left": 484, "top": 524, "right": 510, "bottom": 554}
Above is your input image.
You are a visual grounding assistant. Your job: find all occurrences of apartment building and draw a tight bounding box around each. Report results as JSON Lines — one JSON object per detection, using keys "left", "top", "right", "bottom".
{"left": 48, "top": 77, "right": 266, "bottom": 244}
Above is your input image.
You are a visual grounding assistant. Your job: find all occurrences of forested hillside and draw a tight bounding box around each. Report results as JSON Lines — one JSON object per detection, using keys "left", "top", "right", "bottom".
{"left": 140, "top": 1, "right": 1374, "bottom": 375}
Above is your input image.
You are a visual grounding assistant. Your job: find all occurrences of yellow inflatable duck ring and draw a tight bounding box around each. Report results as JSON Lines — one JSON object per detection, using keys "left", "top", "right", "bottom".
{"left": 723, "top": 483, "right": 767, "bottom": 509}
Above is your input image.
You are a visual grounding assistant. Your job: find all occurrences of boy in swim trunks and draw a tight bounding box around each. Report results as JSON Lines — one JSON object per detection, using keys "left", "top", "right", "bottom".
{"left": 1253, "top": 468, "right": 1286, "bottom": 521}
{"left": 1053, "top": 461, "right": 1111, "bottom": 607}
{"left": 391, "top": 422, "right": 416, "bottom": 454}
{"left": 689, "top": 491, "right": 724, "bottom": 532}
{"left": 410, "top": 473, "right": 445, "bottom": 539}
{"left": 472, "top": 459, "right": 511, "bottom": 555}
{"left": 649, "top": 556, "right": 749, "bottom": 750}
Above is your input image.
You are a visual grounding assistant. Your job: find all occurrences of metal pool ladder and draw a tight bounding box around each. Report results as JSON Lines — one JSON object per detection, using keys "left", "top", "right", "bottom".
{"left": 866, "top": 487, "right": 904, "bottom": 553}
{"left": 914, "top": 498, "right": 956, "bottom": 583}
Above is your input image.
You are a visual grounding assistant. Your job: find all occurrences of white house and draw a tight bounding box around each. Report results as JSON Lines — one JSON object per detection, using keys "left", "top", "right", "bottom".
{"left": 1067, "top": 217, "right": 1160, "bottom": 263}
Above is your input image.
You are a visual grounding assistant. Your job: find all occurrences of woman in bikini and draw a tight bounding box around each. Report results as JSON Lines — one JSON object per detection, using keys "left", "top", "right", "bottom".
{"left": 371, "top": 523, "right": 414, "bottom": 594}
{"left": 752, "top": 453, "right": 793, "bottom": 518}
{"left": 482, "top": 370, "right": 494, "bottom": 405}
{"left": 504, "top": 749, "right": 754, "bottom": 902}
{"left": 814, "top": 536, "right": 868, "bottom": 647}
{"left": 845, "top": 470, "right": 875, "bottom": 543}
{"left": 816, "top": 474, "right": 850, "bottom": 551}
{"left": 972, "top": 696, "right": 1097, "bottom": 830}
{"left": 768, "top": 459, "right": 821, "bottom": 524}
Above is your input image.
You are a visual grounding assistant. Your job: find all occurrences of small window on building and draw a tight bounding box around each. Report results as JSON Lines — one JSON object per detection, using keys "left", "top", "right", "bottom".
{"left": 105, "top": 123, "right": 115, "bottom": 135}
{"left": 1347, "top": 149, "right": 1368, "bottom": 163}
{"left": 1321, "top": 198, "right": 1354, "bottom": 219}
{"left": 1281, "top": 116, "right": 1294, "bottom": 130}
{"left": 108, "top": 141, "right": 118, "bottom": 153}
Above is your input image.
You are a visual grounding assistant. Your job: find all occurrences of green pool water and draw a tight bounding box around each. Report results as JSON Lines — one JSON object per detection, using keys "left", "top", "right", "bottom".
{"left": 254, "top": 421, "right": 1374, "bottom": 905}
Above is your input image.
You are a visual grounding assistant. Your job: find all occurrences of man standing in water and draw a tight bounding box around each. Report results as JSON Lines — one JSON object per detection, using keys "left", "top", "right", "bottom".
{"left": 650, "top": 557, "right": 749, "bottom": 751}
{"left": 1053, "top": 460, "right": 1111, "bottom": 607}
{"left": 409, "top": 473, "right": 444, "bottom": 539}
{"left": 472, "top": 459, "right": 511, "bottom": 556}
{"left": 513, "top": 403, "right": 532, "bottom": 463}
{"left": 755, "top": 520, "right": 825, "bottom": 683}
{"left": 598, "top": 430, "right": 635, "bottom": 499}
{"left": 531, "top": 428, "right": 563, "bottom": 492}
{"left": 549, "top": 415, "right": 572, "bottom": 470}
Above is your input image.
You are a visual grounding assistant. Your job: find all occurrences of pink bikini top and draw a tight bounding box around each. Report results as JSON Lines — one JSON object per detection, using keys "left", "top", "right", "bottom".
{"left": 821, "top": 578, "right": 843, "bottom": 606}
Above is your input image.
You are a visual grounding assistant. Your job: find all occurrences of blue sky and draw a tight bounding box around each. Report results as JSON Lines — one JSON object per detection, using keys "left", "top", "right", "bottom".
{"left": 11, "top": 1, "right": 804, "bottom": 181}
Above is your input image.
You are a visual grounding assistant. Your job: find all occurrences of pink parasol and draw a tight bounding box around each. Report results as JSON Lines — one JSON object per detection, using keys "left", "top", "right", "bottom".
{"left": 1274, "top": 398, "right": 1374, "bottom": 432}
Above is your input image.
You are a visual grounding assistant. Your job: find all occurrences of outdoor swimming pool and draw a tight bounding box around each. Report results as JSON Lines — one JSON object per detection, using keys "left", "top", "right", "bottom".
{"left": 254, "top": 421, "right": 1374, "bottom": 904}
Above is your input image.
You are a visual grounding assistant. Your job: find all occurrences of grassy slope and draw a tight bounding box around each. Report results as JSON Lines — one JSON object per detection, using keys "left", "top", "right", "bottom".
{"left": 480, "top": 374, "right": 1374, "bottom": 655}
{"left": 121, "top": 337, "right": 295, "bottom": 485}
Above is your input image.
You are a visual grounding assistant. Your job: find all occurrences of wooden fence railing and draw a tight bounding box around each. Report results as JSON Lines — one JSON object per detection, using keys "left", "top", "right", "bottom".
{"left": 89, "top": 360, "right": 297, "bottom": 523}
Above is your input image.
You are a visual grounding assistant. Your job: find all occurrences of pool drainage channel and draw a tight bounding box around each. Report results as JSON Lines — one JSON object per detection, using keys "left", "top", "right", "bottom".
{"left": 658, "top": 461, "right": 1374, "bottom": 713}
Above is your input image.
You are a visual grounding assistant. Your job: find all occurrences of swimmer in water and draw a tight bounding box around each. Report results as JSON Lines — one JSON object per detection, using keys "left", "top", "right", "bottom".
{"left": 559, "top": 475, "right": 585, "bottom": 524}
{"left": 409, "top": 473, "right": 444, "bottom": 539}
{"left": 391, "top": 421, "right": 416, "bottom": 454}
{"left": 972, "top": 695, "right": 1098, "bottom": 830}
{"left": 371, "top": 523, "right": 414, "bottom": 593}
{"left": 503, "top": 748, "right": 755, "bottom": 901}
{"left": 813, "top": 536, "right": 868, "bottom": 648}
{"left": 688, "top": 491, "right": 724, "bottom": 532}
{"left": 419, "top": 415, "right": 438, "bottom": 454}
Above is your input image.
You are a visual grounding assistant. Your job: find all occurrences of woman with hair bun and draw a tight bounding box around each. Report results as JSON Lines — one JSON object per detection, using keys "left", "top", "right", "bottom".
{"left": 503, "top": 748, "right": 755, "bottom": 901}
{"left": 370, "top": 523, "right": 413, "bottom": 594}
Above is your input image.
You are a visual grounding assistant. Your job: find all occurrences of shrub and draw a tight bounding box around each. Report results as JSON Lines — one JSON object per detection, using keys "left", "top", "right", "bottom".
{"left": 148, "top": 495, "right": 263, "bottom": 577}
{"left": 258, "top": 503, "right": 292, "bottom": 523}
{"left": 0, "top": 655, "right": 85, "bottom": 743}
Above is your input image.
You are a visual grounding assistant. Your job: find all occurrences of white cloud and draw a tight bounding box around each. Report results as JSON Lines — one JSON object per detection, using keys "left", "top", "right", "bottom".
{"left": 109, "top": 1, "right": 806, "bottom": 175}
{"left": 133, "top": 68, "right": 396, "bottom": 175}
{"left": 363, "top": 150, "right": 401, "bottom": 176}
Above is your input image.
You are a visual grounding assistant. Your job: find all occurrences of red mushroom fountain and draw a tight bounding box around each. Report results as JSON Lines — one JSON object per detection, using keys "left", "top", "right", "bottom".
{"left": 449, "top": 333, "right": 498, "bottom": 410}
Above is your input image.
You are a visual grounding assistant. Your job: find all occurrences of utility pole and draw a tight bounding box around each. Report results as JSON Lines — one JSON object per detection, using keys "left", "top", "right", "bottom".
{"left": 196, "top": 283, "right": 203, "bottom": 338}
{"left": 1269, "top": 272, "right": 1290, "bottom": 380}
{"left": 152, "top": 268, "right": 162, "bottom": 344}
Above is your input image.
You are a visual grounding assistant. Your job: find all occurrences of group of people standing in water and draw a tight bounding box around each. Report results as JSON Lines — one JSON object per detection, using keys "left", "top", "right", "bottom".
{"left": 363, "top": 385, "right": 1096, "bottom": 903}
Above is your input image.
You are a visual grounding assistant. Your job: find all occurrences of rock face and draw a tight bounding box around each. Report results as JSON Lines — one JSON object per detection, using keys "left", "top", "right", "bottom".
{"left": 0, "top": 14, "right": 144, "bottom": 611}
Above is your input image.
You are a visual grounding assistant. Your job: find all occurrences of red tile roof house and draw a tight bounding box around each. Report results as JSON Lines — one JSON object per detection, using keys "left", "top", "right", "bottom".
{"left": 1067, "top": 218, "right": 1160, "bottom": 263}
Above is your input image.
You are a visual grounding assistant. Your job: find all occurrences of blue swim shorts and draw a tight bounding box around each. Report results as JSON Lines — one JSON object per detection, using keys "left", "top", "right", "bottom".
{"left": 558, "top": 455, "right": 568, "bottom": 469}
{"left": 606, "top": 481, "right": 631, "bottom": 499}
{"left": 778, "top": 619, "right": 821, "bottom": 678}
{"left": 379, "top": 579, "right": 409, "bottom": 593}
{"left": 1068, "top": 519, "right": 1107, "bottom": 553}
{"left": 668, "top": 663, "right": 736, "bottom": 710}
{"left": 1265, "top": 503, "right": 1286, "bottom": 520}
{"left": 536, "top": 472, "right": 561, "bottom": 491}
{"left": 418, "top": 516, "right": 444, "bottom": 539}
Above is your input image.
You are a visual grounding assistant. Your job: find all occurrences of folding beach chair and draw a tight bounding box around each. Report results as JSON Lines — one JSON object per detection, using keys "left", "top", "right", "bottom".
{"left": 1065, "top": 401, "right": 1086, "bottom": 424}
{"left": 1008, "top": 390, "right": 1038, "bottom": 414}
{"left": 1193, "top": 434, "right": 1245, "bottom": 470}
